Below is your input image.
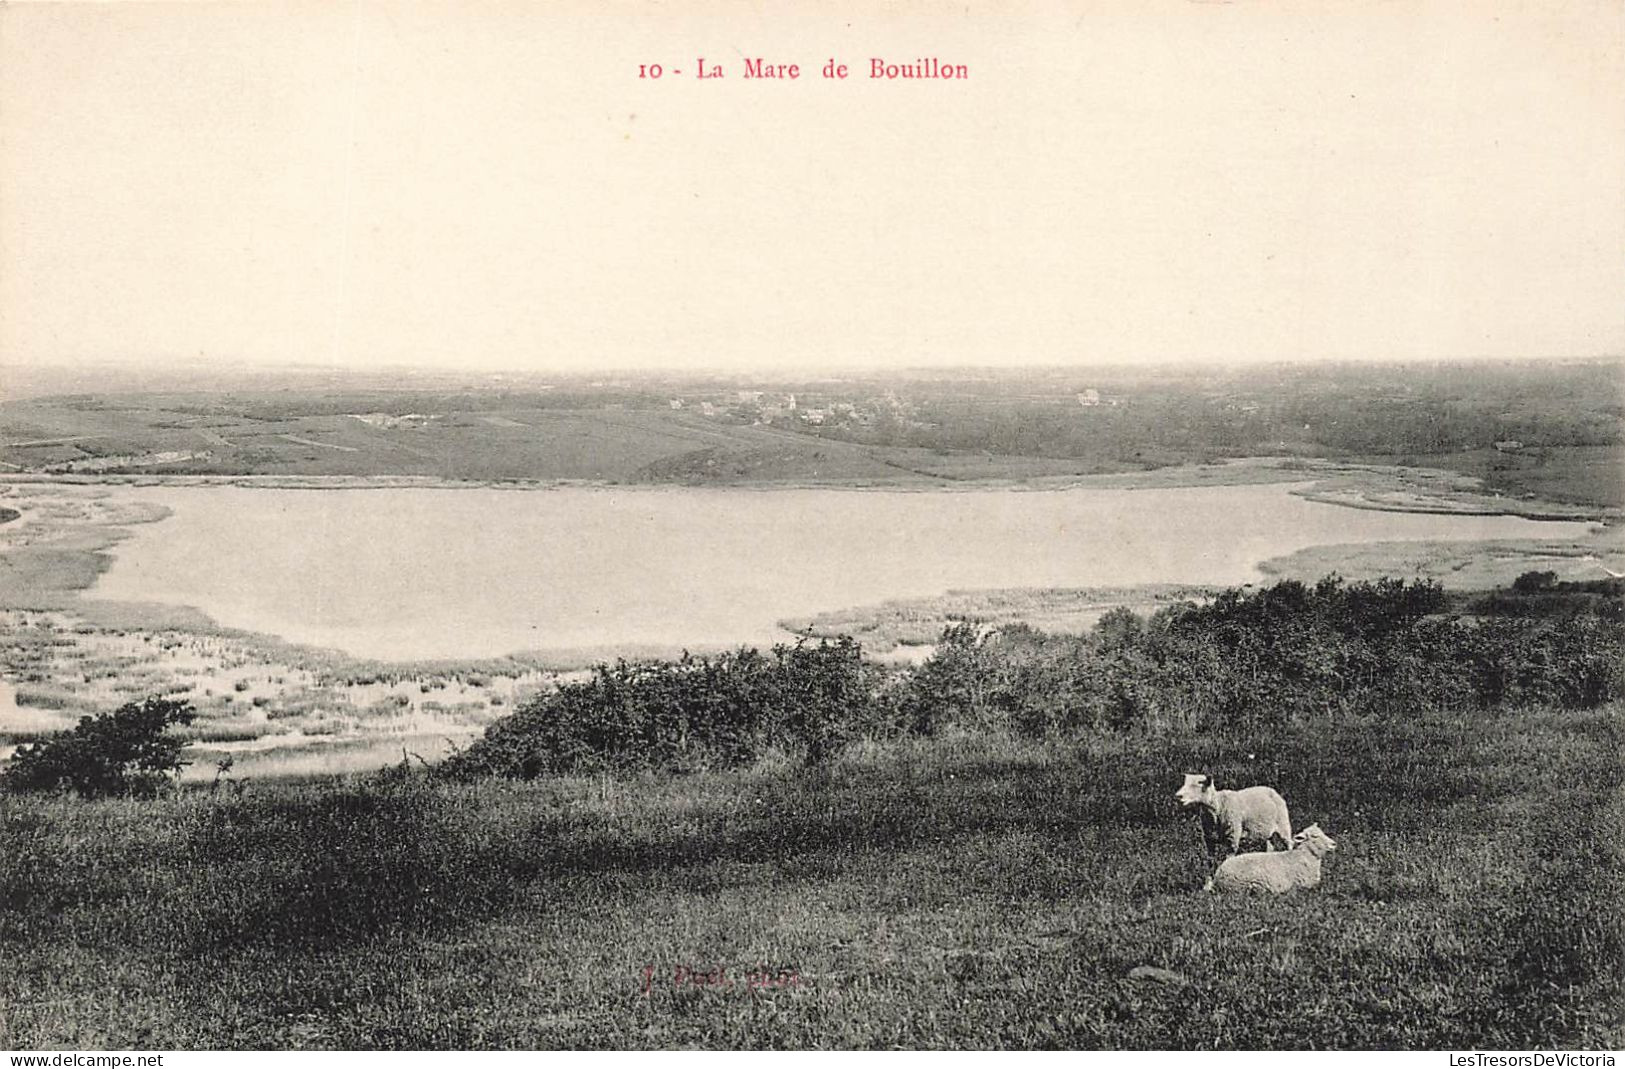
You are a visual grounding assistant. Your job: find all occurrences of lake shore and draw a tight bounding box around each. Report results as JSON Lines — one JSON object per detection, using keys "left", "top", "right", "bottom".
{"left": 2, "top": 456, "right": 1615, "bottom": 654}
{"left": 1, "top": 459, "right": 1617, "bottom": 777}
{"left": 3, "top": 451, "right": 1613, "bottom": 515}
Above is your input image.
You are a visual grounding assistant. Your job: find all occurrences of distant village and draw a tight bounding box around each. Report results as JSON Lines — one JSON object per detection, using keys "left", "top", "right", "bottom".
{"left": 666, "top": 390, "right": 898, "bottom": 428}
{"left": 665, "top": 387, "right": 1122, "bottom": 430}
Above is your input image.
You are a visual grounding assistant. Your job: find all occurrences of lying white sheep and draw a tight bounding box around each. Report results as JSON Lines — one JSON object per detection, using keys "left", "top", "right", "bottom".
{"left": 1174, "top": 773, "right": 1293, "bottom": 861}
{"left": 1207, "top": 823, "right": 1337, "bottom": 894}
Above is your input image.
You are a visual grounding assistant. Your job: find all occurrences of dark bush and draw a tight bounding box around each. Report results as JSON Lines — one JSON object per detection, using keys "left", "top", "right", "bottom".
{"left": 1513, "top": 570, "right": 1560, "bottom": 593}
{"left": 1, "top": 697, "right": 197, "bottom": 798}
{"left": 439, "top": 637, "right": 883, "bottom": 779}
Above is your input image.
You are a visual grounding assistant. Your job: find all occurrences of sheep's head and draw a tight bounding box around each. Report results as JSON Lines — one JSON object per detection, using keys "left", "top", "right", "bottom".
{"left": 1292, "top": 823, "right": 1337, "bottom": 857}
{"left": 1174, "top": 773, "right": 1215, "bottom": 807}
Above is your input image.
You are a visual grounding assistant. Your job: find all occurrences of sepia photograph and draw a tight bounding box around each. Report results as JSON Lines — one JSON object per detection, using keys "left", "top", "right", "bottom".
{"left": 1, "top": 0, "right": 1622, "bottom": 1053}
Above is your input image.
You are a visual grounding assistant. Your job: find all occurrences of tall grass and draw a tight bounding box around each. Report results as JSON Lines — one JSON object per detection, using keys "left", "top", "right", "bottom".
{"left": 2, "top": 706, "right": 1621, "bottom": 1049}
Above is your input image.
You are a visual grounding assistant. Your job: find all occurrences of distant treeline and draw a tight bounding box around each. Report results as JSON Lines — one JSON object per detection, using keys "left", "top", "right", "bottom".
{"left": 439, "top": 575, "right": 1625, "bottom": 780}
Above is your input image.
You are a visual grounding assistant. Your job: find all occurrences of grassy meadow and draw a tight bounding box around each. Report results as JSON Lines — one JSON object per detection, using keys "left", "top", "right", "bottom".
{"left": 3, "top": 704, "right": 1621, "bottom": 1050}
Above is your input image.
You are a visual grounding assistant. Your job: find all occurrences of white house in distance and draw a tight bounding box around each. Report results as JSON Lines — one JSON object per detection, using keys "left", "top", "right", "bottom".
{"left": 1077, "top": 389, "right": 1101, "bottom": 407}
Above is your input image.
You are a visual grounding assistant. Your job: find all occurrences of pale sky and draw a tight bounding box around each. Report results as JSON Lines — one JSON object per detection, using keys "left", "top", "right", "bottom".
{"left": 2, "top": 1, "right": 1622, "bottom": 374}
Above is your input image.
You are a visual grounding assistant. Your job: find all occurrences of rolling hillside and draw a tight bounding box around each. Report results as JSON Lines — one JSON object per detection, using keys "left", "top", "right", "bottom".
{"left": 0, "top": 391, "right": 1139, "bottom": 486}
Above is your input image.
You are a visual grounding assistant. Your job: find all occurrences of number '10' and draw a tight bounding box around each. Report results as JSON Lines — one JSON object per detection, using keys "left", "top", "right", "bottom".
{"left": 639, "top": 64, "right": 663, "bottom": 78}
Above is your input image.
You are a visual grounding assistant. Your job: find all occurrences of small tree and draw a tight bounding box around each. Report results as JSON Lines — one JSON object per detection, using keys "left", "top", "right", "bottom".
{"left": 1, "top": 697, "right": 197, "bottom": 798}
{"left": 1512, "top": 570, "right": 1560, "bottom": 594}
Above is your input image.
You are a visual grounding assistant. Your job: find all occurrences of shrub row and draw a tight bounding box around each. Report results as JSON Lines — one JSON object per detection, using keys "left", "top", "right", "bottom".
{"left": 442, "top": 576, "right": 1624, "bottom": 780}
{"left": 911, "top": 577, "right": 1623, "bottom": 738}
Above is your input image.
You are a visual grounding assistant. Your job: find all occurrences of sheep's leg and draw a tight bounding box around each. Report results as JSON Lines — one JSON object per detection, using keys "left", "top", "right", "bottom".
{"left": 1200, "top": 815, "right": 1224, "bottom": 863}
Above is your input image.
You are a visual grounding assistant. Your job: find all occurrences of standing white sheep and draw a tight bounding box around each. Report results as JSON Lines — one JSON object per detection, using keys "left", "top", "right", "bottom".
{"left": 1207, "top": 823, "right": 1337, "bottom": 894}
{"left": 1174, "top": 772, "right": 1293, "bottom": 862}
